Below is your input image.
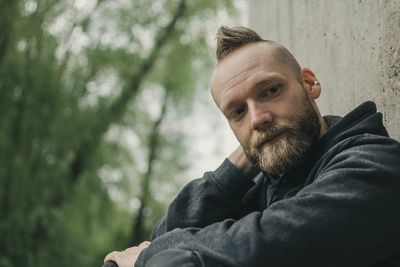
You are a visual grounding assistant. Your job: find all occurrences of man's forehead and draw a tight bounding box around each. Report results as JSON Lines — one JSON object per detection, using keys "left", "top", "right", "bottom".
{"left": 211, "top": 43, "right": 277, "bottom": 94}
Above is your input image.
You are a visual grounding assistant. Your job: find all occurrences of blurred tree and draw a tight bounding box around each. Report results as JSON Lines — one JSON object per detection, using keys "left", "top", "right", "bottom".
{"left": 130, "top": 90, "right": 169, "bottom": 245}
{"left": 0, "top": 0, "right": 237, "bottom": 266}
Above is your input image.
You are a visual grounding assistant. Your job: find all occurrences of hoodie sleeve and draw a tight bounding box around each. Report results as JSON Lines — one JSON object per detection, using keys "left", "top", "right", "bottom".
{"left": 150, "top": 159, "right": 256, "bottom": 239}
{"left": 136, "top": 135, "right": 400, "bottom": 267}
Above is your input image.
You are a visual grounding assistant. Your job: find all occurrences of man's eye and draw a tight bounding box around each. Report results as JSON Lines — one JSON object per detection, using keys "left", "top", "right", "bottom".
{"left": 262, "top": 85, "right": 281, "bottom": 98}
{"left": 229, "top": 106, "right": 246, "bottom": 120}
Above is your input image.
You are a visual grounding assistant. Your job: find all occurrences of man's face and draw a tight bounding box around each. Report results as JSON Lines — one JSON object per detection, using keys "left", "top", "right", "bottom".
{"left": 211, "top": 42, "right": 322, "bottom": 175}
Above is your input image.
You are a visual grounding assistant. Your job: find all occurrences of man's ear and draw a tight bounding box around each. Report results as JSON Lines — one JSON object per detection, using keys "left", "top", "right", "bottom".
{"left": 300, "top": 67, "right": 321, "bottom": 99}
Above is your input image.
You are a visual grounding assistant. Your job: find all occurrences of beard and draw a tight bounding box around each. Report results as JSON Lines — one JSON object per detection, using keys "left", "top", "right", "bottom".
{"left": 243, "top": 90, "right": 321, "bottom": 176}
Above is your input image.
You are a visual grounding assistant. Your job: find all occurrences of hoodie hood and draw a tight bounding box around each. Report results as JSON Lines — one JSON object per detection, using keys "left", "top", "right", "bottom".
{"left": 267, "top": 101, "right": 390, "bottom": 187}
{"left": 318, "top": 101, "right": 389, "bottom": 153}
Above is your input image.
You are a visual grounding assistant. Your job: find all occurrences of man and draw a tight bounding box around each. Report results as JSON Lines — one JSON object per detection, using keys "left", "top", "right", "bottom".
{"left": 105, "top": 26, "right": 400, "bottom": 267}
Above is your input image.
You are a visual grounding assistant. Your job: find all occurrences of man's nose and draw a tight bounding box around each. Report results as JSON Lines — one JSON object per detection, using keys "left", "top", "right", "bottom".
{"left": 249, "top": 104, "right": 272, "bottom": 131}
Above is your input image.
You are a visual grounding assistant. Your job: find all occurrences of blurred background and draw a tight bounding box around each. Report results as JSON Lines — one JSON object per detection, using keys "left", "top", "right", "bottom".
{"left": 1, "top": 0, "right": 399, "bottom": 266}
{"left": 0, "top": 0, "right": 246, "bottom": 266}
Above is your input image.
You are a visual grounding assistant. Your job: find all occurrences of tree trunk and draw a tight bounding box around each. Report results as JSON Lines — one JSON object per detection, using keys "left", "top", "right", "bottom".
{"left": 0, "top": 0, "right": 19, "bottom": 64}
{"left": 130, "top": 91, "right": 169, "bottom": 245}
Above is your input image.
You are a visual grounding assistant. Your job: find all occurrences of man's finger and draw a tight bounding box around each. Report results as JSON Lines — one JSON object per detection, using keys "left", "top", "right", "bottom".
{"left": 104, "top": 243, "right": 150, "bottom": 267}
{"left": 104, "top": 251, "right": 119, "bottom": 263}
{"left": 138, "top": 241, "right": 151, "bottom": 249}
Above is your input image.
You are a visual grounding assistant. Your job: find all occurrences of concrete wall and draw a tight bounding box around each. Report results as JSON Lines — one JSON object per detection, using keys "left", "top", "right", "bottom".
{"left": 249, "top": 0, "right": 400, "bottom": 140}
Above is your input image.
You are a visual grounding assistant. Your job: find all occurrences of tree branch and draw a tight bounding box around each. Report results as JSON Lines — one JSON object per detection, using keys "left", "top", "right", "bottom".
{"left": 109, "top": 0, "right": 187, "bottom": 123}
{"left": 64, "top": 0, "right": 187, "bottom": 204}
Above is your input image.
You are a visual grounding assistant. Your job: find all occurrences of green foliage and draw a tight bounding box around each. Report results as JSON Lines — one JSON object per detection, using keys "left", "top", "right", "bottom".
{"left": 0, "top": 0, "right": 238, "bottom": 266}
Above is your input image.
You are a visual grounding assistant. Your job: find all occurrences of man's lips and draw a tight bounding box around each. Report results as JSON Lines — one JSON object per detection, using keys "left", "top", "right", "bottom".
{"left": 255, "top": 131, "right": 286, "bottom": 149}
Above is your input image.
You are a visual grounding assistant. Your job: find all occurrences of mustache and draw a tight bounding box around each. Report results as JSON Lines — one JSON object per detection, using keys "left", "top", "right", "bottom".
{"left": 252, "top": 126, "right": 288, "bottom": 149}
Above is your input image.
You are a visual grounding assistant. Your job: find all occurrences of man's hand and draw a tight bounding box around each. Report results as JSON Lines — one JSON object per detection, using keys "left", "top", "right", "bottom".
{"left": 104, "top": 241, "right": 150, "bottom": 267}
{"left": 228, "top": 145, "right": 260, "bottom": 178}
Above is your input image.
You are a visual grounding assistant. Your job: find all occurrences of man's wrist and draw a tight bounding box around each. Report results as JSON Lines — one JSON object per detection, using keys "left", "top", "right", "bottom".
{"left": 228, "top": 146, "right": 259, "bottom": 178}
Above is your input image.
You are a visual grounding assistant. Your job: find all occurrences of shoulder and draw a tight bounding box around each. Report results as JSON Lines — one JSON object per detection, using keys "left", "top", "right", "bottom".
{"left": 335, "top": 133, "right": 400, "bottom": 162}
{"left": 314, "top": 133, "right": 400, "bottom": 180}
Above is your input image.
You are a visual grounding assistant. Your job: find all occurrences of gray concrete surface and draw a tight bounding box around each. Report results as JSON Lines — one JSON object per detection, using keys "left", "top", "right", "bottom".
{"left": 249, "top": 0, "right": 400, "bottom": 140}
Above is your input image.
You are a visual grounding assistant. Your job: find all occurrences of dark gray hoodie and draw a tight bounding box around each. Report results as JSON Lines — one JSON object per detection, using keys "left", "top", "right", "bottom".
{"left": 135, "top": 101, "right": 400, "bottom": 267}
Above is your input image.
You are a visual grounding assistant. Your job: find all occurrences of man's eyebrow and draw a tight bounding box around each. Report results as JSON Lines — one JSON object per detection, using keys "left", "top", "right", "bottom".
{"left": 220, "top": 99, "right": 241, "bottom": 114}
{"left": 251, "top": 74, "right": 282, "bottom": 88}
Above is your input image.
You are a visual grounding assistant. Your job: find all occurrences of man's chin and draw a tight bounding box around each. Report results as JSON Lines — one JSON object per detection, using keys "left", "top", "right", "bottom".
{"left": 256, "top": 139, "right": 295, "bottom": 175}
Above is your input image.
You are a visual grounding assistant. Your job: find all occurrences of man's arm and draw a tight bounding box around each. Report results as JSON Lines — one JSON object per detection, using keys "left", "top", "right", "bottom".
{"left": 151, "top": 146, "right": 259, "bottom": 239}
{"left": 103, "top": 147, "right": 259, "bottom": 267}
{"left": 137, "top": 136, "right": 400, "bottom": 267}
